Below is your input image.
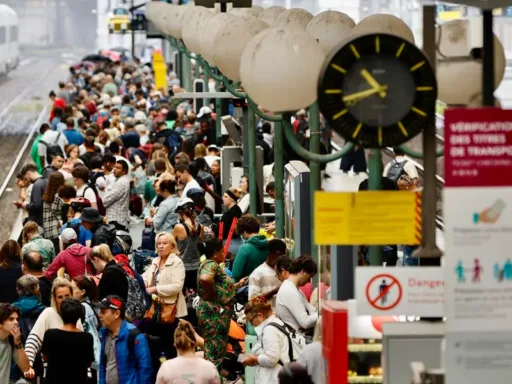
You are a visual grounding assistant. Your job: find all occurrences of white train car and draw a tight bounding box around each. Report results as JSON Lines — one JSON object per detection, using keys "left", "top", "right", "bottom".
{"left": 0, "top": 5, "right": 19, "bottom": 75}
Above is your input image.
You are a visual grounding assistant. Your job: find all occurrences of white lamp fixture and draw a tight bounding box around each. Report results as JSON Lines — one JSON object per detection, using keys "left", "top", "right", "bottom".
{"left": 229, "top": 8, "right": 254, "bottom": 17}
{"left": 277, "top": 8, "right": 314, "bottom": 32}
{"left": 169, "top": 4, "right": 192, "bottom": 39}
{"left": 351, "top": 14, "right": 415, "bottom": 44}
{"left": 200, "top": 12, "right": 237, "bottom": 65}
{"left": 436, "top": 19, "right": 505, "bottom": 105}
{"left": 251, "top": 5, "right": 264, "bottom": 17}
{"left": 213, "top": 17, "right": 269, "bottom": 81}
{"left": 240, "top": 27, "right": 326, "bottom": 112}
{"left": 182, "top": 6, "right": 214, "bottom": 54}
{"left": 259, "top": 6, "right": 287, "bottom": 27}
{"left": 146, "top": 2, "right": 171, "bottom": 33}
{"left": 160, "top": 4, "right": 177, "bottom": 36}
{"left": 307, "top": 10, "right": 356, "bottom": 54}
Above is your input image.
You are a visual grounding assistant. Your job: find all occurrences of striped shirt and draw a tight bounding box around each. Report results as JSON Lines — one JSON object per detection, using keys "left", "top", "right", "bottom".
{"left": 249, "top": 262, "right": 281, "bottom": 309}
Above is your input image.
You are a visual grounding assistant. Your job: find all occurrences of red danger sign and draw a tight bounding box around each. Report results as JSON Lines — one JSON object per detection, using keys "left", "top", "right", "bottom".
{"left": 365, "top": 273, "right": 403, "bottom": 311}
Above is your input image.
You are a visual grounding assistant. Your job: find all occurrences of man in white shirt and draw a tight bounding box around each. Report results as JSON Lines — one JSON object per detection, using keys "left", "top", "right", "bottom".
{"left": 249, "top": 239, "right": 287, "bottom": 309}
{"left": 175, "top": 163, "right": 202, "bottom": 198}
{"left": 383, "top": 147, "right": 419, "bottom": 187}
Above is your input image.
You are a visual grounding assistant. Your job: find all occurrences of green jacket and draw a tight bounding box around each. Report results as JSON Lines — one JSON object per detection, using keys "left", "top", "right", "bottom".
{"left": 30, "top": 134, "right": 43, "bottom": 174}
{"left": 231, "top": 235, "right": 268, "bottom": 282}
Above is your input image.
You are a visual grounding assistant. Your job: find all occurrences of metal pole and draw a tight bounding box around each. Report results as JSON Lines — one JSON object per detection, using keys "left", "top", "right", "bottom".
{"left": 247, "top": 111, "right": 258, "bottom": 216}
{"left": 330, "top": 245, "right": 357, "bottom": 300}
{"left": 131, "top": 0, "right": 135, "bottom": 58}
{"left": 483, "top": 10, "right": 495, "bottom": 107}
{"left": 413, "top": 5, "right": 442, "bottom": 265}
{"left": 309, "top": 102, "right": 321, "bottom": 284}
{"left": 181, "top": 52, "right": 192, "bottom": 91}
{"left": 368, "top": 149, "right": 383, "bottom": 265}
{"left": 274, "top": 121, "right": 285, "bottom": 239}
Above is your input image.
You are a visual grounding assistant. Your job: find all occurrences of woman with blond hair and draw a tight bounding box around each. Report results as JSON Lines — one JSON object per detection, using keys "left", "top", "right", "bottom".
{"left": 141, "top": 232, "right": 186, "bottom": 359}
{"left": 24, "top": 278, "right": 83, "bottom": 379}
{"left": 297, "top": 317, "right": 326, "bottom": 384}
{"left": 194, "top": 143, "right": 207, "bottom": 160}
{"left": 21, "top": 221, "right": 56, "bottom": 270}
{"left": 156, "top": 319, "right": 220, "bottom": 384}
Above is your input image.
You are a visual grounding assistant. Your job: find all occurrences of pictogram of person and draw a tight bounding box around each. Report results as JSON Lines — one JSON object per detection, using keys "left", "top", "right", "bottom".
{"left": 455, "top": 261, "right": 465, "bottom": 282}
{"left": 379, "top": 279, "right": 389, "bottom": 305}
{"left": 473, "top": 258, "right": 482, "bottom": 282}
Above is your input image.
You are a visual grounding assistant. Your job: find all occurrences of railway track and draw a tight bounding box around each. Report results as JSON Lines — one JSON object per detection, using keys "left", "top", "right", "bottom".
{"left": 0, "top": 52, "right": 69, "bottom": 240}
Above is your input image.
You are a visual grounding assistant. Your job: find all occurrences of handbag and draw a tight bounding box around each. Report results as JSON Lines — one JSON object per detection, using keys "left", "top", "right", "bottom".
{"left": 144, "top": 264, "right": 178, "bottom": 324}
{"left": 145, "top": 299, "right": 177, "bottom": 324}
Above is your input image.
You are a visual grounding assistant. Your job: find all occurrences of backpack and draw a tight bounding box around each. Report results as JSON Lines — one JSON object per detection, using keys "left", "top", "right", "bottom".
{"left": 106, "top": 263, "right": 146, "bottom": 322}
{"left": 82, "top": 185, "right": 106, "bottom": 216}
{"left": 156, "top": 130, "right": 182, "bottom": 158}
{"left": 92, "top": 223, "right": 117, "bottom": 249}
{"left": 127, "top": 328, "right": 164, "bottom": 383}
{"left": 40, "top": 132, "right": 64, "bottom": 164}
{"left": 386, "top": 159, "right": 408, "bottom": 185}
{"left": 18, "top": 307, "right": 45, "bottom": 377}
{"left": 67, "top": 220, "right": 82, "bottom": 240}
{"left": 262, "top": 322, "right": 296, "bottom": 365}
{"left": 130, "top": 193, "right": 143, "bottom": 217}
{"left": 82, "top": 301, "right": 101, "bottom": 331}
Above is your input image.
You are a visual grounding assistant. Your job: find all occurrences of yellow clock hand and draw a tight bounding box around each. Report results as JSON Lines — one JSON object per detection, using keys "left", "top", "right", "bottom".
{"left": 343, "top": 86, "right": 388, "bottom": 103}
{"left": 360, "top": 69, "right": 386, "bottom": 98}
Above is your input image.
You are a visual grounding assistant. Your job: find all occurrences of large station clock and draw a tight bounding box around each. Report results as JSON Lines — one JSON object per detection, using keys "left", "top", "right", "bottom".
{"left": 317, "top": 33, "right": 437, "bottom": 148}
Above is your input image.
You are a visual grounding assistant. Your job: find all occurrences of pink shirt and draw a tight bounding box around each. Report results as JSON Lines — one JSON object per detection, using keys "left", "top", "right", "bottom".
{"left": 156, "top": 356, "right": 221, "bottom": 384}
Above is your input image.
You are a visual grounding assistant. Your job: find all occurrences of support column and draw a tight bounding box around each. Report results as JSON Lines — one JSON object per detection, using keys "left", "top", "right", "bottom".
{"left": 330, "top": 246, "right": 357, "bottom": 300}
{"left": 247, "top": 111, "right": 258, "bottom": 216}
{"left": 368, "top": 149, "right": 383, "bottom": 265}
{"left": 309, "top": 102, "right": 321, "bottom": 284}
{"left": 482, "top": 10, "right": 494, "bottom": 107}
{"left": 181, "top": 52, "right": 192, "bottom": 91}
{"left": 274, "top": 121, "right": 285, "bottom": 239}
{"left": 413, "top": 5, "right": 442, "bottom": 265}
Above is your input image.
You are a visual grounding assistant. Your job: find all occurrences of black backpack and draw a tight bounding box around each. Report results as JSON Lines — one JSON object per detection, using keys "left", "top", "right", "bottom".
{"left": 92, "top": 223, "right": 117, "bottom": 249}
{"left": 40, "top": 133, "right": 64, "bottom": 164}
{"left": 127, "top": 328, "right": 165, "bottom": 383}
{"left": 386, "top": 159, "right": 408, "bottom": 185}
{"left": 17, "top": 307, "right": 45, "bottom": 377}
{"left": 262, "top": 322, "right": 295, "bottom": 365}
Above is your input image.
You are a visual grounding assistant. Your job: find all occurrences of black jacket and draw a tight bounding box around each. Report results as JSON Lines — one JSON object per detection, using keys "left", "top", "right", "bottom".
{"left": 98, "top": 260, "right": 128, "bottom": 302}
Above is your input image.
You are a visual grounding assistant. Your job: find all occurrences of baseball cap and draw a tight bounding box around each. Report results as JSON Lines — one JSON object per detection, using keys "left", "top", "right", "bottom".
{"left": 95, "top": 295, "right": 125, "bottom": 312}
{"left": 59, "top": 227, "right": 78, "bottom": 244}
{"left": 197, "top": 106, "right": 212, "bottom": 118}
{"left": 175, "top": 197, "right": 195, "bottom": 212}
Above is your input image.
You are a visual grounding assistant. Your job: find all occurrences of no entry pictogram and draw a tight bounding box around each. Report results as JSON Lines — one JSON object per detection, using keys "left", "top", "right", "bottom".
{"left": 365, "top": 273, "right": 403, "bottom": 311}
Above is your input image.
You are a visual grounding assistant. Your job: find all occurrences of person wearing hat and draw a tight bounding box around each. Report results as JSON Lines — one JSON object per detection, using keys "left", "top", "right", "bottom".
{"left": 173, "top": 197, "right": 204, "bottom": 292}
{"left": 43, "top": 228, "right": 92, "bottom": 280}
{"left": 80, "top": 207, "right": 117, "bottom": 249}
{"left": 204, "top": 145, "right": 221, "bottom": 168}
{"left": 97, "top": 295, "right": 153, "bottom": 384}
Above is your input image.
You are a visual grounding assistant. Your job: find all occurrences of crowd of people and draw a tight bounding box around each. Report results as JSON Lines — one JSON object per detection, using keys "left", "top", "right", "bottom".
{"left": 0, "top": 57, "right": 331, "bottom": 384}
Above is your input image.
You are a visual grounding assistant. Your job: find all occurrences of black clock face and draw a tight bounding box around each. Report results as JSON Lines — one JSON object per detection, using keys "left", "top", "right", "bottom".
{"left": 317, "top": 33, "right": 438, "bottom": 148}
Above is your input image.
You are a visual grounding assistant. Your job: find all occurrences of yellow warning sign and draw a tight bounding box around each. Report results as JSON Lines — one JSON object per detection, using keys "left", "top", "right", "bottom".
{"left": 152, "top": 51, "right": 167, "bottom": 92}
{"left": 314, "top": 191, "right": 421, "bottom": 245}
